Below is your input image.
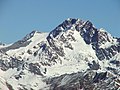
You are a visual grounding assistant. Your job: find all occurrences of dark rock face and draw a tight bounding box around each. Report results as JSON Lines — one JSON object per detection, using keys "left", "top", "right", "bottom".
{"left": 106, "top": 67, "right": 119, "bottom": 75}
{"left": 96, "top": 45, "right": 119, "bottom": 60}
{"left": 96, "top": 48, "right": 106, "bottom": 60}
{"left": 47, "top": 36, "right": 65, "bottom": 57}
{"left": 29, "top": 63, "right": 43, "bottom": 75}
{"left": 0, "top": 40, "right": 31, "bottom": 52}
{"left": 0, "top": 56, "right": 24, "bottom": 71}
{"left": 80, "top": 21, "right": 97, "bottom": 45}
{"left": 95, "top": 45, "right": 116, "bottom": 60}
{"left": 39, "top": 45, "right": 60, "bottom": 66}
{"left": 92, "top": 72, "right": 107, "bottom": 83}
{"left": 110, "top": 60, "right": 120, "bottom": 66}
{"left": 46, "top": 19, "right": 79, "bottom": 57}
{"left": 47, "top": 18, "right": 120, "bottom": 60}
{"left": 48, "top": 71, "right": 118, "bottom": 90}
{"left": 76, "top": 20, "right": 119, "bottom": 60}
{"left": 88, "top": 61, "right": 100, "bottom": 70}
{"left": 48, "top": 18, "right": 81, "bottom": 38}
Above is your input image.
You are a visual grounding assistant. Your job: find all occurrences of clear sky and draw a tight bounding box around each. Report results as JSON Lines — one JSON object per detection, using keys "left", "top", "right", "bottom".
{"left": 0, "top": 0, "right": 120, "bottom": 44}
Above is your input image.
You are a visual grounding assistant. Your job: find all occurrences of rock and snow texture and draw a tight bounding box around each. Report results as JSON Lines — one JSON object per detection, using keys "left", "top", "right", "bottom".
{"left": 0, "top": 18, "right": 120, "bottom": 90}
{"left": 0, "top": 77, "right": 9, "bottom": 90}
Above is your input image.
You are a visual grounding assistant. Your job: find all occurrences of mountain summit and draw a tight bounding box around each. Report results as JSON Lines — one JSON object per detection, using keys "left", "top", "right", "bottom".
{"left": 0, "top": 18, "right": 120, "bottom": 90}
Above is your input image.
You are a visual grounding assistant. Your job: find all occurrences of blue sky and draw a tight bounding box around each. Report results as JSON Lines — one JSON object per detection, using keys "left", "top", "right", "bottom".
{"left": 0, "top": 0, "right": 120, "bottom": 43}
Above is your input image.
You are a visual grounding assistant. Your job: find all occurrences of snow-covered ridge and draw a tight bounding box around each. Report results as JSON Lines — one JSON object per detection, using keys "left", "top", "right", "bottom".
{"left": 0, "top": 18, "right": 120, "bottom": 90}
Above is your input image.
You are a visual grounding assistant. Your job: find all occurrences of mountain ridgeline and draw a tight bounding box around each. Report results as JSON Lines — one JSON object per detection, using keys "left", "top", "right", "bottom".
{"left": 0, "top": 18, "right": 120, "bottom": 90}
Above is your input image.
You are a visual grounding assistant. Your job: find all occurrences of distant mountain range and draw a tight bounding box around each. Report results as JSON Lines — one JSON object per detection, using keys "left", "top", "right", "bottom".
{"left": 0, "top": 18, "right": 120, "bottom": 90}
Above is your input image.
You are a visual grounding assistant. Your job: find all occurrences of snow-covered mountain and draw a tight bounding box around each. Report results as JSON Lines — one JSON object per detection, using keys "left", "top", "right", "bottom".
{"left": 0, "top": 18, "right": 120, "bottom": 90}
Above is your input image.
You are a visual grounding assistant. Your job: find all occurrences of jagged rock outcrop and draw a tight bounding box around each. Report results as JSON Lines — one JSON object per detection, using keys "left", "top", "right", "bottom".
{"left": 0, "top": 53, "right": 24, "bottom": 71}
{"left": 48, "top": 18, "right": 119, "bottom": 60}
{"left": 48, "top": 70, "right": 118, "bottom": 90}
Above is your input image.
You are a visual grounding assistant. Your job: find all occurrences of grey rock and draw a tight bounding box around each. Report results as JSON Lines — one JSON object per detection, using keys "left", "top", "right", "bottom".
{"left": 0, "top": 57, "right": 24, "bottom": 71}
{"left": 28, "top": 63, "right": 43, "bottom": 76}
{"left": 88, "top": 61, "right": 100, "bottom": 70}
{"left": 47, "top": 70, "right": 118, "bottom": 90}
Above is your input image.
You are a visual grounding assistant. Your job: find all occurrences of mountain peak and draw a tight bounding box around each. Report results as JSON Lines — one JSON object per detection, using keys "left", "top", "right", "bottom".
{"left": 22, "top": 30, "right": 41, "bottom": 41}
{"left": 0, "top": 18, "right": 120, "bottom": 90}
{"left": 46, "top": 18, "right": 120, "bottom": 61}
{"left": 47, "top": 18, "right": 84, "bottom": 38}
